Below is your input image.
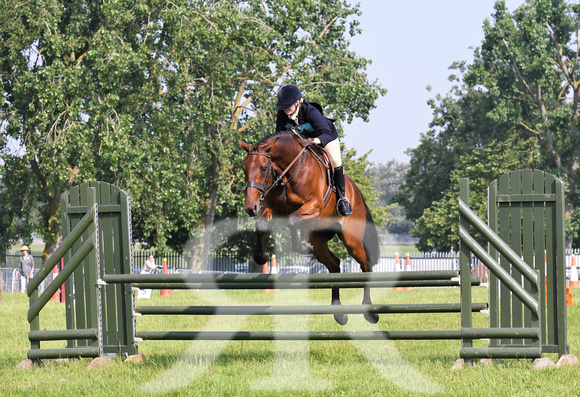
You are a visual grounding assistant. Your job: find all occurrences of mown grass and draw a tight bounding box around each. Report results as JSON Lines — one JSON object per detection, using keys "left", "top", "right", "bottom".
{"left": 1, "top": 286, "right": 579, "bottom": 396}
{"left": 380, "top": 245, "right": 418, "bottom": 254}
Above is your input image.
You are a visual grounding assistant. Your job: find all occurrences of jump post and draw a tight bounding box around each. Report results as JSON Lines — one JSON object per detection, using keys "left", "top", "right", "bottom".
{"left": 25, "top": 171, "right": 569, "bottom": 363}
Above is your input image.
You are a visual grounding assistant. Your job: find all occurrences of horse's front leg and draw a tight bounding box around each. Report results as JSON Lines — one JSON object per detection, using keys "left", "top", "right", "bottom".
{"left": 287, "top": 200, "right": 321, "bottom": 255}
{"left": 253, "top": 210, "right": 271, "bottom": 266}
{"left": 288, "top": 225, "right": 312, "bottom": 255}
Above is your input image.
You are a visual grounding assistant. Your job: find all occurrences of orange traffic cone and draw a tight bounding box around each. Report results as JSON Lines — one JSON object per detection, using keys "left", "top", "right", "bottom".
{"left": 394, "top": 253, "right": 413, "bottom": 291}
{"left": 404, "top": 253, "right": 414, "bottom": 291}
{"left": 566, "top": 287, "right": 574, "bottom": 306}
{"left": 395, "top": 252, "right": 401, "bottom": 271}
{"left": 160, "top": 258, "right": 172, "bottom": 297}
{"left": 271, "top": 255, "right": 279, "bottom": 292}
{"left": 271, "top": 255, "right": 278, "bottom": 274}
{"left": 570, "top": 256, "right": 579, "bottom": 288}
{"left": 50, "top": 265, "right": 60, "bottom": 302}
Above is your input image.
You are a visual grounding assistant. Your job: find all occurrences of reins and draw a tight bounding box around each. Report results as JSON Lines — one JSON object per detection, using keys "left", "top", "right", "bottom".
{"left": 245, "top": 145, "right": 308, "bottom": 214}
{"left": 266, "top": 145, "right": 308, "bottom": 197}
{"left": 245, "top": 133, "right": 334, "bottom": 215}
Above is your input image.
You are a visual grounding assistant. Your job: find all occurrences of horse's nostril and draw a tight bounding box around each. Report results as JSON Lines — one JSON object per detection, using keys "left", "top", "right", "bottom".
{"left": 245, "top": 203, "right": 259, "bottom": 217}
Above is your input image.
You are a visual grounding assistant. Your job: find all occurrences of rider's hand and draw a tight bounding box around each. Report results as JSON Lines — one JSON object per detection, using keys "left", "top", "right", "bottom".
{"left": 300, "top": 137, "right": 314, "bottom": 147}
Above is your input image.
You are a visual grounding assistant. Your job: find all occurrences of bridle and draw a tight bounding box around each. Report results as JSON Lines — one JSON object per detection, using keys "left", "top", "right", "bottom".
{"left": 245, "top": 145, "right": 308, "bottom": 214}
{"left": 245, "top": 152, "right": 275, "bottom": 203}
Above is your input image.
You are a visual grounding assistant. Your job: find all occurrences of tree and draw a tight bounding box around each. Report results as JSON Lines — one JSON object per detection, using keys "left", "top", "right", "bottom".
{"left": 366, "top": 159, "right": 413, "bottom": 234}
{"left": 0, "top": 0, "right": 385, "bottom": 264}
{"left": 412, "top": 139, "right": 532, "bottom": 251}
{"left": 477, "top": 0, "right": 580, "bottom": 248}
{"left": 0, "top": 156, "right": 36, "bottom": 257}
{"left": 398, "top": 0, "right": 580, "bottom": 250}
{"left": 1, "top": 1, "right": 108, "bottom": 262}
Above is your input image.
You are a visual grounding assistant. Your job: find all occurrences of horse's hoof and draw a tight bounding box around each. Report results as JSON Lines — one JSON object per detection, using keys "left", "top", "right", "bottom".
{"left": 254, "top": 252, "right": 268, "bottom": 266}
{"left": 364, "top": 313, "right": 379, "bottom": 324}
{"left": 334, "top": 313, "right": 348, "bottom": 326}
{"left": 293, "top": 242, "right": 313, "bottom": 255}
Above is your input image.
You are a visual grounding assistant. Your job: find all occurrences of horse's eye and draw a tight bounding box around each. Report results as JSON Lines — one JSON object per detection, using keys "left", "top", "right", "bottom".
{"left": 261, "top": 166, "right": 268, "bottom": 173}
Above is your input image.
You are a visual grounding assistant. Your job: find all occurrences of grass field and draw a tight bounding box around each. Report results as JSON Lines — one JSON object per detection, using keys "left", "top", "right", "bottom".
{"left": 380, "top": 244, "right": 419, "bottom": 254}
{"left": 1, "top": 286, "right": 579, "bottom": 396}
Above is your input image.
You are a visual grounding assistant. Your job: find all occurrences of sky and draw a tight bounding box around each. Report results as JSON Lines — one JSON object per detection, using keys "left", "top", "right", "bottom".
{"left": 341, "top": 0, "right": 526, "bottom": 165}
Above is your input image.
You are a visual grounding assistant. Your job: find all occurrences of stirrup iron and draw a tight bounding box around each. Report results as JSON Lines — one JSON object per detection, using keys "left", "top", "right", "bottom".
{"left": 337, "top": 197, "right": 352, "bottom": 216}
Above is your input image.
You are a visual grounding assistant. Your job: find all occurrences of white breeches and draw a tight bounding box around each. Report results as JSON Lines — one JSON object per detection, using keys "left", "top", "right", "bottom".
{"left": 325, "top": 138, "right": 342, "bottom": 168}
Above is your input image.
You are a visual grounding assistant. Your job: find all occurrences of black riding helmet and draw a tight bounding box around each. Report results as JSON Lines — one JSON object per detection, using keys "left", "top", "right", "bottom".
{"left": 276, "top": 83, "right": 303, "bottom": 110}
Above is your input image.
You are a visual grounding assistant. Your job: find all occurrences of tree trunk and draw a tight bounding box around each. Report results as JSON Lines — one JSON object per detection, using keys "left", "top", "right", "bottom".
{"left": 43, "top": 191, "right": 61, "bottom": 262}
{"left": 200, "top": 153, "right": 220, "bottom": 270}
{"left": 188, "top": 153, "right": 220, "bottom": 271}
{"left": 30, "top": 158, "right": 62, "bottom": 271}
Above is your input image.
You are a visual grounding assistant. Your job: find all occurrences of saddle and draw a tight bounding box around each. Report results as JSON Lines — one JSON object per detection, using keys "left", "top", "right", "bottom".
{"left": 286, "top": 124, "right": 336, "bottom": 208}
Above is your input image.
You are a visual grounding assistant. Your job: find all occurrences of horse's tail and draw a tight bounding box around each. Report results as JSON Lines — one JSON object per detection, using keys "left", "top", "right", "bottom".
{"left": 362, "top": 200, "right": 380, "bottom": 269}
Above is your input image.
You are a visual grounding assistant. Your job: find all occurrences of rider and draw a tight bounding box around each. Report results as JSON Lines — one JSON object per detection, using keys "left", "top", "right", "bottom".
{"left": 275, "top": 83, "right": 352, "bottom": 216}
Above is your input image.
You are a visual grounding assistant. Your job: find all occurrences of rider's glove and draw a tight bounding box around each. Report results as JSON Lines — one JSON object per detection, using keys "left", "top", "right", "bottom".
{"left": 300, "top": 137, "right": 315, "bottom": 147}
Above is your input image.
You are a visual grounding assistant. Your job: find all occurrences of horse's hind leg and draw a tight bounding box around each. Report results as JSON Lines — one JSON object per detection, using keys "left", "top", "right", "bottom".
{"left": 341, "top": 233, "right": 379, "bottom": 324}
{"left": 310, "top": 232, "right": 348, "bottom": 326}
{"left": 362, "top": 286, "right": 379, "bottom": 324}
{"left": 330, "top": 286, "right": 347, "bottom": 325}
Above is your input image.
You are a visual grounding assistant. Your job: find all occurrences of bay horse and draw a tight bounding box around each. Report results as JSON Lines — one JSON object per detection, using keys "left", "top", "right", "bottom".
{"left": 238, "top": 131, "right": 380, "bottom": 325}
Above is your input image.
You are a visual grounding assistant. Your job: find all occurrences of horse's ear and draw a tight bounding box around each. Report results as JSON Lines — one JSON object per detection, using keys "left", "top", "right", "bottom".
{"left": 262, "top": 137, "right": 278, "bottom": 153}
{"left": 238, "top": 139, "right": 251, "bottom": 152}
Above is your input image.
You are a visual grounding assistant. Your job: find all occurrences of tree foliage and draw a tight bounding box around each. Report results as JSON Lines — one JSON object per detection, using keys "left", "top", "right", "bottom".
{"left": 0, "top": 156, "right": 36, "bottom": 256}
{"left": 0, "top": 0, "right": 385, "bottom": 263}
{"left": 365, "top": 159, "right": 412, "bottom": 234}
{"left": 412, "top": 139, "right": 532, "bottom": 251}
{"left": 397, "top": 0, "right": 580, "bottom": 250}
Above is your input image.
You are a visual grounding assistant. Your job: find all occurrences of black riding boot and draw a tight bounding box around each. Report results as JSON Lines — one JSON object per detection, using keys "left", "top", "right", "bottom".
{"left": 334, "top": 165, "right": 352, "bottom": 216}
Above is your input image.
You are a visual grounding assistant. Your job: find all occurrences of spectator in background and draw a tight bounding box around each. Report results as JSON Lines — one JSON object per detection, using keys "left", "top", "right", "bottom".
{"left": 143, "top": 255, "right": 157, "bottom": 274}
{"left": 16, "top": 245, "right": 35, "bottom": 293}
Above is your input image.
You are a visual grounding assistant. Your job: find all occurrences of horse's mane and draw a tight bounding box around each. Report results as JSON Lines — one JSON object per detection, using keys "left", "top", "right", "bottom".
{"left": 256, "top": 131, "right": 293, "bottom": 146}
{"left": 256, "top": 130, "right": 328, "bottom": 162}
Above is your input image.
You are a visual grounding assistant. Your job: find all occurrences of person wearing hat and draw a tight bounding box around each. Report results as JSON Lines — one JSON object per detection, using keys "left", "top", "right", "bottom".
{"left": 16, "top": 245, "right": 35, "bottom": 294}
{"left": 143, "top": 255, "right": 157, "bottom": 274}
{"left": 275, "top": 83, "right": 352, "bottom": 216}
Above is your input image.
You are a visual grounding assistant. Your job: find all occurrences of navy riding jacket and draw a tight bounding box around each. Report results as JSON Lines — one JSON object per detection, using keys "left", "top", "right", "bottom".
{"left": 276, "top": 102, "right": 338, "bottom": 147}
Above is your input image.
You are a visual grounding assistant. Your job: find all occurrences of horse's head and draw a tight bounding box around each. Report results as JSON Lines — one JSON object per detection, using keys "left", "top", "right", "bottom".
{"left": 239, "top": 138, "right": 274, "bottom": 216}
{"left": 239, "top": 133, "right": 302, "bottom": 216}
